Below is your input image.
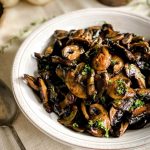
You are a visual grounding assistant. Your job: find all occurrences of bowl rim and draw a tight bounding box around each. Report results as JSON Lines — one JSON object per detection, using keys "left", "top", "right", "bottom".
{"left": 12, "top": 8, "right": 150, "bottom": 149}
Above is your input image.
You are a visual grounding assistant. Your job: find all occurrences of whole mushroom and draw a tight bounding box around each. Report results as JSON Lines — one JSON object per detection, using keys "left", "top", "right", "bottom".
{"left": 26, "top": 0, "right": 51, "bottom": 5}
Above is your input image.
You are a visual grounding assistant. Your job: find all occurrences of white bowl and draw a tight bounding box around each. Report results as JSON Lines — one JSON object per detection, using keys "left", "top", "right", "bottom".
{"left": 12, "top": 8, "right": 150, "bottom": 149}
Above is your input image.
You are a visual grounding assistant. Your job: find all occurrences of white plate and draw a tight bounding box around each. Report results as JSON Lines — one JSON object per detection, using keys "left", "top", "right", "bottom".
{"left": 12, "top": 8, "right": 150, "bottom": 149}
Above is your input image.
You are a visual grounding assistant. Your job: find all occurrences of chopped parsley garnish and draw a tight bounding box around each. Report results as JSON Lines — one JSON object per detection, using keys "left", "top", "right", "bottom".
{"left": 116, "top": 79, "right": 127, "bottom": 95}
{"left": 88, "top": 120, "right": 109, "bottom": 138}
{"left": 73, "top": 123, "right": 79, "bottom": 128}
{"left": 81, "top": 64, "right": 91, "bottom": 75}
{"left": 130, "top": 99, "right": 145, "bottom": 111}
{"left": 88, "top": 120, "right": 94, "bottom": 127}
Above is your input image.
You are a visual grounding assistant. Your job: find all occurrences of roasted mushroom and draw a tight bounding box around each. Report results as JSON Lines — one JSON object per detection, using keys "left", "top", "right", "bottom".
{"left": 62, "top": 45, "right": 84, "bottom": 61}
{"left": 92, "top": 46, "right": 111, "bottom": 72}
{"left": 110, "top": 55, "right": 124, "bottom": 74}
{"left": 24, "top": 23, "right": 150, "bottom": 138}
{"left": 107, "top": 74, "right": 131, "bottom": 99}
{"left": 88, "top": 104, "right": 111, "bottom": 137}
{"left": 125, "top": 64, "right": 146, "bottom": 88}
{"left": 65, "top": 70, "right": 87, "bottom": 99}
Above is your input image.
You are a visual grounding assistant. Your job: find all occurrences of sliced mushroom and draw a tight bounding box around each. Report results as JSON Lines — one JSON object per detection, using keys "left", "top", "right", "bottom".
{"left": 111, "top": 55, "right": 124, "bottom": 74}
{"left": 56, "top": 65, "right": 66, "bottom": 81}
{"left": 58, "top": 105, "right": 78, "bottom": 126}
{"left": 44, "top": 46, "right": 53, "bottom": 56}
{"left": 131, "top": 41, "right": 150, "bottom": 55}
{"left": 128, "top": 113, "right": 149, "bottom": 129}
{"left": 74, "top": 62, "right": 88, "bottom": 83}
{"left": 54, "top": 30, "right": 68, "bottom": 40}
{"left": 109, "top": 107, "right": 128, "bottom": 137}
{"left": 132, "top": 105, "right": 147, "bottom": 116}
{"left": 125, "top": 64, "right": 146, "bottom": 88}
{"left": 136, "top": 88, "right": 150, "bottom": 102}
{"left": 92, "top": 46, "right": 111, "bottom": 72}
{"left": 38, "top": 77, "right": 48, "bottom": 103}
{"left": 110, "top": 43, "right": 135, "bottom": 62}
{"left": 59, "top": 93, "right": 76, "bottom": 109}
{"left": 69, "top": 29, "right": 84, "bottom": 38}
{"left": 81, "top": 102, "right": 90, "bottom": 120}
{"left": 109, "top": 34, "right": 124, "bottom": 42}
{"left": 96, "top": 72, "right": 109, "bottom": 98}
{"left": 62, "top": 45, "right": 84, "bottom": 61}
{"left": 46, "top": 81, "right": 58, "bottom": 103}
{"left": 88, "top": 104, "right": 110, "bottom": 137}
{"left": 109, "top": 106, "right": 124, "bottom": 126}
{"left": 51, "top": 56, "right": 76, "bottom": 66}
{"left": 65, "top": 70, "right": 87, "bottom": 99}
{"left": 67, "top": 37, "right": 91, "bottom": 49}
{"left": 122, "top": 33, "right": 133, "bottom": 45}
{"left": 71, "top": 123, "right": 85, "bottom": 132}
{"left": 107, "top": 74, "right": 131, "bottom": 99}
{"left": 24, "top": 74, "right": 39, "bottom": 91}
{"left": 131, "top": 36, "right": 145, "bottom": 43}
{"left": 87, "top": 69, "right": 97, "bottom": 97}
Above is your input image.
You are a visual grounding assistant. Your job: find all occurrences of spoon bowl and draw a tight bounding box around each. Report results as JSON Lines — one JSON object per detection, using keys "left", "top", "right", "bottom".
{"left": 0, "top": 79, "right": 17, "bottom": 126}
{"left": 0, "top": 79, "right": 25, "bottom": 150}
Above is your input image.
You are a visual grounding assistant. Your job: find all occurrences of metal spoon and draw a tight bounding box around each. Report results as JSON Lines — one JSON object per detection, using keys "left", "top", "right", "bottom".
{"left": 0, "top": 79, "right": 26, "bottom": 150}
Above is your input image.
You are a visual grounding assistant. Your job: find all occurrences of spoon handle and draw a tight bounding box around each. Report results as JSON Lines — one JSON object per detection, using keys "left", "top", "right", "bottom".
{"left": 9, "top": 125, "right": 26, "bottom": 150}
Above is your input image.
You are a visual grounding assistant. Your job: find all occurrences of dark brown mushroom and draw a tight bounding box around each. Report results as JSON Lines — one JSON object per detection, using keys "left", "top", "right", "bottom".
{"left": 56, "top": 65, "right": 66, "bottom": 81}
{"left": 109, "top": 106, "right": 128, "bottom": 137}
{"left": 125, "top": 64, "right": 146, "bottom": 88}
{"left": 131, "top": 41, "right": 150, "bottom": 55}
{"left": 95, "top": 72, "right": 109, "bottom": 98}
{"left": 58, "top": 105, "right": 78, "bottom": 126}
{"left": 136, "top": 88, "right": 150, "bottom": 102}
{"left": 110, "top": 43, "right": 135, "bottom": 62}
{"left": 65, "top": 70, "right": 87, "bottom": 99}
{"left": 110, "top": 55, "right": 124, "bottom": 74}
{"left": 92, "top": 46, "right": 111, "bottom": 72}
{"left": 107, "top": 74, "right": 131, "bottom": 99}
{"left": 54, "top": 30, "right": 68, "bottom": 40}
{"left": 44, "top": 46, "right": 53, "bottom": 56}
{"left": 122, "top": 33, "right": 133, "bottom": 45}
{"left": 51, "top": 56, "right": 76, "bottom": 66}
{"left": 87, "top": 69, "right": 97, "bottom": 97}
{"left": 81, "top": 102, "right": 90, "bottom": 120}
{"left": 62, "top": 45, "right": 84, "bottom": 61}
{"left": 59, "top": 93, "right": 76, "bottom": 109}
{"left": 24, "top": 74, "right": 39, "bottom": 92}
{"left": 88, "top": 104, "right": 110, "bottom": 137}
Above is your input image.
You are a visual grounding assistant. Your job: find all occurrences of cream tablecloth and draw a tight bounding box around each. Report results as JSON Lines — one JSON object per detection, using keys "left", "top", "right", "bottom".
{"left": 0, "top": 0, "right": 150, "bottom": 149}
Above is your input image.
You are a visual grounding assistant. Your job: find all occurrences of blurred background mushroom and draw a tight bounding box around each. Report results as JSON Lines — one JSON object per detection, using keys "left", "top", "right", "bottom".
{"left": 0, "top": 0, "right": 20, "bottom": 8}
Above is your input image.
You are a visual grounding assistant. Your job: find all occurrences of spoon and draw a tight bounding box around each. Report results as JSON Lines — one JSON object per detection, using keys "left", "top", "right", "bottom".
{"left": 0, "top": 79, "right": 26, "bottom": 150}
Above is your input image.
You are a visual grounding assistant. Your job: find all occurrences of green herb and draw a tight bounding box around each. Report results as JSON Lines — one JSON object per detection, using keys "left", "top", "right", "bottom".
{"left": 96, "top": 120, "right": 104, "bottom": 128}
{"left": 88, "top": 119, "right": 109, "bottom": 137}
{"left": 88, "top": 120, "right": 94, "bottom": 127}
{"left": 96, "top": 120, "right": 109, "bottom": 138}
{"left": 73, "top": 123, "right": 79, "bottom": 128}
{"left": 113, "top": 99, "right": 121, "bottom": 106}
{"left": 100, "top": 96, "right": 106, "bottom": 104}
{"left": 130, "top": 99, "right": 145, "bottom": 111}
{"left": 116, "top": 79, "right": 127, "bottom": 95}
{"left": 105, "top": 128, "right": 109, "bottom": 138}
{"left": 81, "top": 64, "right": 91, "bottom": 75}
